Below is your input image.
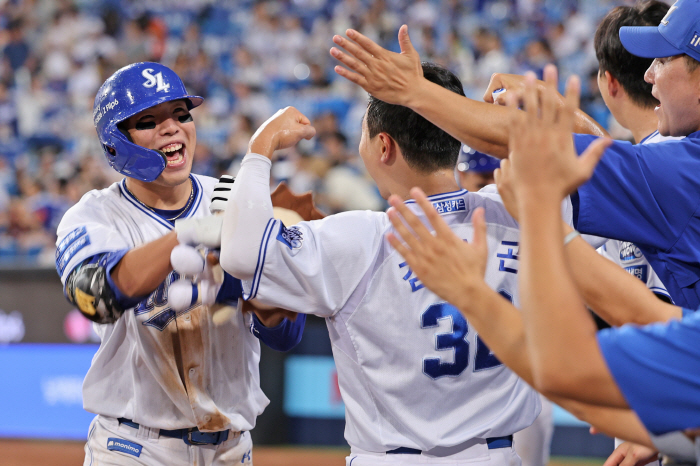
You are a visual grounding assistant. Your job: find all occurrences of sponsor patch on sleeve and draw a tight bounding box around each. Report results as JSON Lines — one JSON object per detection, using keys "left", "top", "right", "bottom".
{"left": 276, "top": 223, "right": 304, "bottom": 250}
{"left": 107, "top": 437, "right": 142, "bottom": 457}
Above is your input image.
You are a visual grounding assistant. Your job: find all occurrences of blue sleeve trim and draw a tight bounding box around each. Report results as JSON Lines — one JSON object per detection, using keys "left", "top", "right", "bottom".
{"left": 100, "top": 250, "right": 145, "bottom": 309}
{"left": 216, "top": 272, "right": 243, "bottom": 304}
{"left": 244, "top": 218, "right": 277, "bottom": 301}
{"left": 55, "top": 226, "right": 90, "bottom": 275}
{"left": 251, "top": 312, "right": 306, "bottom": 351}
{"left": 682, "top": 307, "right": 696, "bottom": 317}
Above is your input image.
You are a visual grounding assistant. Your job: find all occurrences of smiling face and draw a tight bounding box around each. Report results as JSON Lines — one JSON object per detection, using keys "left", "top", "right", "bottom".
{"left": 644, "top": 55, "right": 700, "bottom": 137}
{"left": 121, "top": 99, "right": 196, "bottom": 187}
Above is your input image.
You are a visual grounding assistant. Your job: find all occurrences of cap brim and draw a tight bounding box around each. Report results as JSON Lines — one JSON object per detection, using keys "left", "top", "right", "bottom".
{"left": 620, "top": 26, "right": 683, "bottom": 58}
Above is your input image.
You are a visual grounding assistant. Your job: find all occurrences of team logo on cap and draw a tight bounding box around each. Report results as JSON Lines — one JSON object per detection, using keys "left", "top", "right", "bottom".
{"left": 661, "top": 3, "right": 678, "bottom": 25}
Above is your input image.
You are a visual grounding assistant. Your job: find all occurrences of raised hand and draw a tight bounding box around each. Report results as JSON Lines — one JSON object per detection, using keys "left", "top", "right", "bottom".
{"left": 385, "top": 187, "right": 489, "bottom": 310}
{"left": 603, "top": 442, "right": 658, "bottom": 466}
{"left": 507, "top": 65, "right": 612, "bottom": 201}
{"left": 330, "top": 25, "right": 423, "bottom": 106}
{"left": 248, "top": 107, "right": 316, "bottom": 159}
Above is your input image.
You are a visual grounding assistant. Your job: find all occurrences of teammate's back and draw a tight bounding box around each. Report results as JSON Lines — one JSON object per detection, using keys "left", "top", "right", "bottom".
{"left": 219, "top": 63, "right": 540, "bottom": 464}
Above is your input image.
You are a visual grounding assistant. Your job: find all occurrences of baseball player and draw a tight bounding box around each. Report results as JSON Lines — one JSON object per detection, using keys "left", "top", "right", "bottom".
{"left": 456, "top": 146, "right": 499, "bottom": 192}
{"left": 218, "top": 63, "right": 541, "bottom": 466}
{"left": 329, "top": 10, "right": 700, "bottom": 310}
{"left": 384, "top": 69, "right": 700, "bottom": 463}
{"left": 55, "top": 62, "right": 305, "bottom": 466}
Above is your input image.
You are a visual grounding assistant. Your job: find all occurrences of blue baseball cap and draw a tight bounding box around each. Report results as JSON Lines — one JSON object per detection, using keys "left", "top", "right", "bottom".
{"left": 619, "top": 0, "right": 700, "bottom": 62}
{"left": 457, "top": 145, "right": 500, "bottom": 173}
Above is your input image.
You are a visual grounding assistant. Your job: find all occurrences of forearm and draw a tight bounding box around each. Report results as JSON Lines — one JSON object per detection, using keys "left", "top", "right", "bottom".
{"left": 220, "top": 154, "right": 274, "bottom": 280}
{"left": 407, "top": 81, "right": 606, "bottom": 160}
{"left": 455, "top": 282, "right": 535, "bottom": 386}
{"left": 563, "top": 223, "right": 682, "bottom": 326}
{"left": 410, "top": 80, "right": 511, "bottom": 158}
{"left": 520, "top": 194, "right": 626, "bottom": 406}
{"left": 553, "top": 398, "right": 653, "bottom": 447}
{"left": 111, "top": 231, "right": 178, "bottom": 297}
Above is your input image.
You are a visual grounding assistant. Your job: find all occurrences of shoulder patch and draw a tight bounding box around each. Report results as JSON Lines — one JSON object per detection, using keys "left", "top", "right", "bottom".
{"left": 107, "top": 438, "right": 142, "bottom": 457}
{"left": 276, "top": 223, "right": 304, "bottom": 250}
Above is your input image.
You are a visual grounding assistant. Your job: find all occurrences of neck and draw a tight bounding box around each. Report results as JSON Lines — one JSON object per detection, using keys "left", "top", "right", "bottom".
{"left": 395, "top": 169, "right": 461, "bottom": 200}
{"left": 614, "top": 99, "right": 660, "bottom": 144}
{"left": 125, "top": 177, "right": 192, "bottom": 210}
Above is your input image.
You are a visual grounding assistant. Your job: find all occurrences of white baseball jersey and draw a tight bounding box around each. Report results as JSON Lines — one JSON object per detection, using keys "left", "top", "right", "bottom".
{"left": 55, "top": 174, "right": 268, "bottom": 432}
{"left": 239, "top": 187, "right": 540, "bottom": 452}
{"left": 596, "top": 131, "right": 681, "bottom": 303}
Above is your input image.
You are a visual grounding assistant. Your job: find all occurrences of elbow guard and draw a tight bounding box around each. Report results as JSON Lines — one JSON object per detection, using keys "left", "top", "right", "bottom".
{"left": 65, "top": 263, "right": 123, "bottom": 324}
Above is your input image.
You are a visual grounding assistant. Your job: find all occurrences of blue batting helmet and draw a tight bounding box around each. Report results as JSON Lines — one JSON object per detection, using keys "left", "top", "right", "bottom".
{"left": 456, "top": 145, "right": 500, "bottom": 173}
{"left": 93, "top": 62, "right": 203, "bottom": 182}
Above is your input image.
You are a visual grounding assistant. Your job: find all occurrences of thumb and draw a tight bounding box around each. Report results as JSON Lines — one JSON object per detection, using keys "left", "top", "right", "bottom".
{"left": 300, "top": 124, "right": 317, "bottom": 140}
{"left": 398, "top": 25, "right": 415, "bottom": 55}
{"left": 577, "top": 137, "right": 611, "bottom": 183}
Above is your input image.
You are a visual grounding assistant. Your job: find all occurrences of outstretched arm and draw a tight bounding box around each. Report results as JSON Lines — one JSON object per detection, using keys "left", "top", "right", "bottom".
{"left": 495, "top": 148, "right": 682, "bottom": 327}
{"left": 330, "top": 26, "right": 606, "bottom": 159}
{"left": 563, "top": 222, "right": 682, "bottom": 326}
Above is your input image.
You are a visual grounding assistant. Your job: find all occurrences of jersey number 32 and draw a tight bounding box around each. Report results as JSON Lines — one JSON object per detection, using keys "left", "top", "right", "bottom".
{"left": 421, "top": 296, "right": 507, "bottom": 379}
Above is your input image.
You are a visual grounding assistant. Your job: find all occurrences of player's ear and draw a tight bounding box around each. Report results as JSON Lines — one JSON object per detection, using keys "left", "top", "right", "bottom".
{"left": 604, "top": 71, "right": 619, "bottom": 98}
{"left": 378, "top": 132, "right": 396, "bottom": 165}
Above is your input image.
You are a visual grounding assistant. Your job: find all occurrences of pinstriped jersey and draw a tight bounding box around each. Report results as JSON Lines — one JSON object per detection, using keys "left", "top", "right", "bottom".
{"left": 241, "top": 189, "right": 540, "bottom": 452}
{"left": 55, "top": 174, "right": 269, "bottom": 432}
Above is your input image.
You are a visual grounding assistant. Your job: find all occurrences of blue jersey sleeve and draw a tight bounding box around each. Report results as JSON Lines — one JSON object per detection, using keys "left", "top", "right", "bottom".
{"left": 597, "top": 311, "right": 700, "bottom": 435}
{"left": 81, "top": 250, "right": 147, "bottom": 309}
{"left": 571, "top": 134, "right": 700, "bottom": 251}
{"left": 251, "top": 312, "right": 305, "bottom": 352}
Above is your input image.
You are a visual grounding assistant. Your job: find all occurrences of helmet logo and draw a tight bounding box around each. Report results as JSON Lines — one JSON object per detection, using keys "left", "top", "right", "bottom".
{"left": 142, "top": 69, "right": 171, "bottom": 93}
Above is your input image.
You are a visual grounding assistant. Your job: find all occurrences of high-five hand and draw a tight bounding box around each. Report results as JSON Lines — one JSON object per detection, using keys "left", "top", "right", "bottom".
{"left": 385, "top": 187, "right": 490, "bottom": 311}
{"left": 330, "top": 25, "right": 423, "bottom": 107}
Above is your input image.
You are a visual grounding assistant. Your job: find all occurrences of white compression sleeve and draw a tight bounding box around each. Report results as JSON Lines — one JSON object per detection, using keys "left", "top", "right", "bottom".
{"left": 220, "top": 153, "right": 274, "bottom": 281}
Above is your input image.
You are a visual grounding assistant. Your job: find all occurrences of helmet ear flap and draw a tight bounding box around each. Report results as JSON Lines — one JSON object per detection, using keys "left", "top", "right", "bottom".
{"left": 118, "top": 125, "right": 134, "bottom": 143}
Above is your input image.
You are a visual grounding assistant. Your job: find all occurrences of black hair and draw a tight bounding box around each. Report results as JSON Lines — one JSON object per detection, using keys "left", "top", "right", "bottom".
{"left": 366, "top": 62, "right": 464, "bottom": 173}
{"left": 594, "top": 0, "right": 670, "bottom": 109}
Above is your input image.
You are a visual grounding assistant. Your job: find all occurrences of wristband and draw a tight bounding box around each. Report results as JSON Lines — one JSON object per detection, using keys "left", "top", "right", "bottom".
{"left": 564, "top": 230, "right": 580, "bottom": 245}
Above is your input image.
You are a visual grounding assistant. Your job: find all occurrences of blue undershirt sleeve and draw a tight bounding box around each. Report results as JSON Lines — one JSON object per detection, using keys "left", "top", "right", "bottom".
{"left": 597, "top": 311, "right": 700, "bottom": 435}
{"left": 251, "top": 312, "right": 306, "bottom": 352}
{"left": 216, "top": 271, "right": 244, "bottom": 305}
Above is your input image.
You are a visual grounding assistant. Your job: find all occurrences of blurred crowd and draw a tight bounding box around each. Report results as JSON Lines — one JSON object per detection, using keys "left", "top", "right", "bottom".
{"left": 0, "top": 0, "right": 635, "bottom": 266}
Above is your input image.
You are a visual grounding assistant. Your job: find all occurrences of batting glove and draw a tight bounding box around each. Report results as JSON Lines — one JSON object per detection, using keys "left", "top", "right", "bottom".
{"left": 174, "top": 215, "right": 223, "bottom": 248}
